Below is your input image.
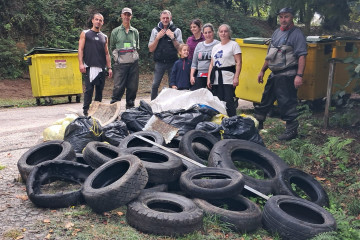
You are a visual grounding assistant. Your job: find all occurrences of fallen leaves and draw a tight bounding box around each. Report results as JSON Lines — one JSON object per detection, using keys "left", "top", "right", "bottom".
{"left": 315, "top": 176, "right": 326, "bottom": 181}
{"left": 72, "top": 229, "right": 81, "bottom": 236}
{"left": 15, "top": 195, "right": 28, "bottom": 201}
{"left": 43, "top": 219, "right": 51, "bottom": 224}
{"left": 65, "top": 222, "right": 74, "bottom": 229}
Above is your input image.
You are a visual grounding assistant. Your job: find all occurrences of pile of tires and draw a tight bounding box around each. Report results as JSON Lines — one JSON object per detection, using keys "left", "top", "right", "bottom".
{"left": 17, "top": 130, "right": 336, "bottom": 238}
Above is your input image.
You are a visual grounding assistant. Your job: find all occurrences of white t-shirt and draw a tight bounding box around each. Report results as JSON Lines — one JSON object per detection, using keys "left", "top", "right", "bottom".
{"left": 211, "top": 40, "right": 241, "bottom": 85}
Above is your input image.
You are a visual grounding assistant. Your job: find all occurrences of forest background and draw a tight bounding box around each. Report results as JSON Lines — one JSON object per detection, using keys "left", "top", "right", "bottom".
{"left": 1, "top": 0, "right": 360, "bottom": 80}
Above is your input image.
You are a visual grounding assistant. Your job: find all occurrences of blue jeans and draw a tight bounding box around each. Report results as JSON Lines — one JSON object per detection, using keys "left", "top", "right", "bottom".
{"left": 151, "top": 62, "right": 175, "bottom": 100}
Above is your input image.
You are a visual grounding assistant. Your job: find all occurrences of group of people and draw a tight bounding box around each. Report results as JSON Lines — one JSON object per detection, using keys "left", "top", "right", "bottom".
{"left": 78, "top": 7, "right": 307, "bottom": 141}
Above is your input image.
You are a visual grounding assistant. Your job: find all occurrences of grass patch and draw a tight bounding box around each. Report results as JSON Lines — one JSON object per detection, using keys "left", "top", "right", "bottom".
{"left": 41, "top": 180, "right": 81, "bottom": 194}
{"left": 0, "top": 96, "right": 71, "bottom": 108}
{"left": 234, "top": 161, "right": 266, "bottom": 180}
{"left": 2, "top": 229, "right": 23, "bottom": 239}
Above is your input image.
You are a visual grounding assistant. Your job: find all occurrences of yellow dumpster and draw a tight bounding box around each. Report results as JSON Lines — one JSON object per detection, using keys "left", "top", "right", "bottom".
{"left": 298, "top": 38, "right": 335, "bottom": 100}
{"left": 235, "top": 38, "right": 271, "bottom": 103}
{"left": 24, "top": 47, "right": 82, "bottom": 105}
{"left": 332, "top": 37, "right": 360, "bottom": 94}
{"left": 235, "top": 37, "right": 335, "bottom": 102}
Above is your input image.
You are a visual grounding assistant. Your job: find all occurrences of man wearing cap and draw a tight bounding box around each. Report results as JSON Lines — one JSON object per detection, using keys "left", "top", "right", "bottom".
{"left": 110, "top": 7, "right": 140, "bottom": 109}
{"left": 148, "top": 10, "right": 183, "bottom": 100}
{"left": 254, "top": 7, "right": 307, "bottom": 141}
{"left": 78, "top": 13, "right": 112, "bottom": 116}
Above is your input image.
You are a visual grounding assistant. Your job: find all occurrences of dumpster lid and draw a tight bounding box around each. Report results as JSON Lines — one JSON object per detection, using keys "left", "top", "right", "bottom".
{"left": 24, "top": 47, "right": 78, "bottom": 56}
{"left": 243, "top": 37, "right": 271, "bottom": 45}
{"left": 306, "top": 36, "right": 334, "bottom": 43}
{"left": 333, "top": 36, "right": 360, "bottom": 41}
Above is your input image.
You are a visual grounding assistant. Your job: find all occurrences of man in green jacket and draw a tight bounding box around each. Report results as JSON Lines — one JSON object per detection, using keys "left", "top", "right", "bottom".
{"left": 110, "top": 7, "right": 140, "bottom": 109}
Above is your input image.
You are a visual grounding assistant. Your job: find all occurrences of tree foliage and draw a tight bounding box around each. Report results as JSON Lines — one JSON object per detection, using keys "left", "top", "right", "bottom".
{"left": 0, "top": 0, "right": 357, "bottom": 79}
{"left": 0, "top": 0, "right": 266, "bottom": 78}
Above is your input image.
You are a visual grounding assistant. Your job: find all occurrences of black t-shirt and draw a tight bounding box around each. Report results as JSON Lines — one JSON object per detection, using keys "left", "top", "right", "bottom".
{"left": 83, "top": 29, "right": 107, "bottom": 68}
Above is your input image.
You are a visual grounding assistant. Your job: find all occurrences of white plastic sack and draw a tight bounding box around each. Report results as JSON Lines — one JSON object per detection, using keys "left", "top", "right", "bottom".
{"left": 149, "top": 88, "right": 227, "bottom": 115}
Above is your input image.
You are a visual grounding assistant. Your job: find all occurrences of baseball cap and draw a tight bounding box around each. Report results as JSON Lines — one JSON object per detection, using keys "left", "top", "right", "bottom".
{"left": 278, "top": 7, "right": 294, "bottom": 15}
{"left": 122, "top": 7, "right": 132, "bottom": 15}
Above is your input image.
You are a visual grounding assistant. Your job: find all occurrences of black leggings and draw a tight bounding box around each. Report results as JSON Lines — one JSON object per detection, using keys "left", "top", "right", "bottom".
{"left": 212, "top": 84, "right": 236, "bottom": 117}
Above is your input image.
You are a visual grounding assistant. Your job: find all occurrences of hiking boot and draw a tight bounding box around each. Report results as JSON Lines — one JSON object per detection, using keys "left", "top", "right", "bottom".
{"left": 278, "top": 129, "right": 298, "bottom": 141}
{"left": 278, "top": 120, "right": 299, "bottom": 141}
{"left": 83, "top": 110, "right": 88, "bottom": 117}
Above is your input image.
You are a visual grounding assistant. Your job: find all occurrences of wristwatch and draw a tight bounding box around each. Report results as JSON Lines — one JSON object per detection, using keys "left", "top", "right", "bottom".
{"left": 296, "top": 73, "right": 303, "bottom": 77}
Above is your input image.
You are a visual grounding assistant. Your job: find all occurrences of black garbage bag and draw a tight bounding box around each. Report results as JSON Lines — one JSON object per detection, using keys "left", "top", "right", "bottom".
{"left": 121, "top": 100, "right": 153, "bottom": 132}
{"left": 195, "top": 121, "right": 222, "bottom": 140}
{"left": 221, "top": 115, "right": 265, "bottom": 146}
{"left": 64, "top": 116, "right": 103, "bottom": 153}
{"left": 102, "top": 120, "right": 129, "bottom": 146}
{"left": 156, "top": 104, "right": 218, "bottom": 136}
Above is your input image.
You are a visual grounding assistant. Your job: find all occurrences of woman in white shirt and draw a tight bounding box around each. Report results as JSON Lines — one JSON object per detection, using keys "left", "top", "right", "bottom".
{"left": 207, "top": 24, "right": 242, "bottom": 116}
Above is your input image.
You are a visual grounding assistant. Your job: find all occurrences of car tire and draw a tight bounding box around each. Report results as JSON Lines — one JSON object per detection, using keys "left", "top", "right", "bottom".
{"left": 81, "top": 155, "right": 148, "bottom": 213}
{"left": 118, "top": 130, "right": 164, "bottom": 149}
{"left": 26, "top": 160, "right": 93, "bottom": 208}
{"left": 126, "top": 191, "right": 203, "bottom": 236}
{"left": 208, "top": 139, "right": 288, "bottom": 195}
{"left": 122, "top": 147, "right": 183, "bottom": 184}
{"left": 274, "top": 168, "right": 329, "bottom": 207}
{"left": 193, "top": 194, "right": 262, "bottom": 232}
{"left": 17, "top": 140, "right": 76, "bottom": 182}
{"left": 262, "top": 195, "right": 336, "bottom": 240}
{"left": 179, "top": 130, "right": 219, "bottom": 165}
{"left": 180, "top": 167, "right": 244, "bottom": 199}
{"left": 83, "top": 141, "right": 123, "bottom": 168}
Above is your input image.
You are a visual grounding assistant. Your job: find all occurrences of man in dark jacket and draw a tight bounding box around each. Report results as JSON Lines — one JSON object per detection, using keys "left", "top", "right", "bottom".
{"left": 254, "top": 7, "right": 307, "bottom": 141}
{"left": 148, "top": 10, "right": 183, "bottom": 100}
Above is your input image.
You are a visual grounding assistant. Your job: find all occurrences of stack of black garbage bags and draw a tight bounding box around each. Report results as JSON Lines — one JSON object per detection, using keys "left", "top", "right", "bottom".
{"left": 17, "top": 100, "right": 336, "bottom": 239}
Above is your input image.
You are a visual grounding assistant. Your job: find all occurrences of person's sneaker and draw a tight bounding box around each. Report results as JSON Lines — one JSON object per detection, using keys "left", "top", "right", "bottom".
{"left": 278, "top": 130, "right": 298, "bottom": 141}
{"left": 258, "top": 121, "right": 264, "bottom": 130}
{"left": 234, "top": 97, "right": 239, "bottom": 109}
{"left": 126, "top": 104, "right": 135, "bottom": 109}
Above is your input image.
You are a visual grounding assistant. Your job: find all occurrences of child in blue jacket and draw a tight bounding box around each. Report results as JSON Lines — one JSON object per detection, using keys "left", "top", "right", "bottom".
{"left": 170, "top": 44, "right": 191, "bottom": 90}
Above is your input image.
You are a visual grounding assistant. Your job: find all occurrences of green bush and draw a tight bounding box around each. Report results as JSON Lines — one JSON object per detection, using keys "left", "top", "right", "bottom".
{"left": 0, "top": 38, "right": 26, "bottom": 79}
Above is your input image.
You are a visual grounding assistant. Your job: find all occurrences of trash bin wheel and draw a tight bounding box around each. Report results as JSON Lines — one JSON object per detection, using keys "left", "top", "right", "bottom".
{"left": 36, "top": 98, "right": 41, "bottom": 106}
{"left": 68, "top": 96, "right": 72, "bottom": 103}
{"left": 44, "top": 97, "right": 53, "bottom": 106}
{"left": 76, "top": 94, "right": 81, "bottom": 103}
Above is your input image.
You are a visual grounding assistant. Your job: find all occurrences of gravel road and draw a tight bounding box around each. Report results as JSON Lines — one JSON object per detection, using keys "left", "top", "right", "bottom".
{"left": 0, "top": 97, "right": 253, "bottom": 239}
